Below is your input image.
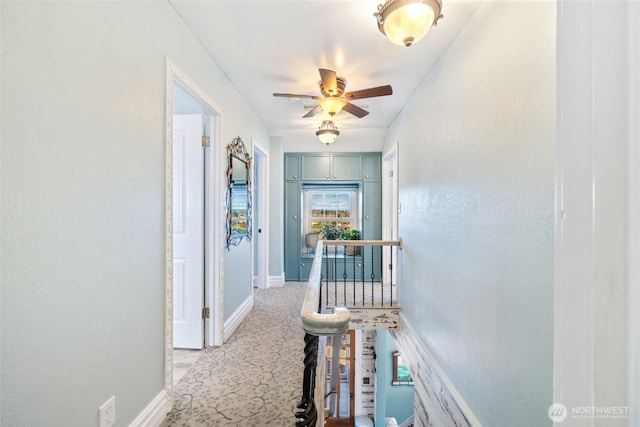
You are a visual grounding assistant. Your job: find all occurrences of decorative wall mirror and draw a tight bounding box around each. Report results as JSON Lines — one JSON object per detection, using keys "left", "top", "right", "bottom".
{"left": 226, "top": 136, "right": 251, "bottom": 248}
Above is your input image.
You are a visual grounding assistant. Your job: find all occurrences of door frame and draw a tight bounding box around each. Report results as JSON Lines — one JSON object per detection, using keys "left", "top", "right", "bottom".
{"left": 252, "top": 139, "right": 269, "bottom": 289}
{"left": 164, "top": 57, "right": 224, "bottom": 406}
{"left": 382, "top": 144, "right": 399, "bottom": 285}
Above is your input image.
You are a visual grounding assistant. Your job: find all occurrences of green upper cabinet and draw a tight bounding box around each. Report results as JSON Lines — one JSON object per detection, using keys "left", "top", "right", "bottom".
{"left": 285, "top": 154, "right": 301, "bottom": 180}
{"left": 332, "top": 155, "right": 362, "bottom": 180}
{"left": 301, "top": 155, "right": 332, "bottom": 180}
{"left": 300, "top": 154, "right": 363, "bottom": 181}
{"left": 363, "top": 154, "right": 381, "bottom": 182}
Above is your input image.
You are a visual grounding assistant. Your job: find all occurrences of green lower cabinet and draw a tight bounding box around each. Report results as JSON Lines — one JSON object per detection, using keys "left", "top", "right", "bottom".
{"left": 299, "top": 260, "right": 312, "bottom": 281}
{"left": 297, "top": 255, "right": 371, "bottom": 282}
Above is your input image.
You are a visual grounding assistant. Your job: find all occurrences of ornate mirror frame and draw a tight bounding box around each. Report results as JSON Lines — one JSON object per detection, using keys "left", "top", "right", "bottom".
{"left": 226, "top": 136, "right": 252, "bottom": 248}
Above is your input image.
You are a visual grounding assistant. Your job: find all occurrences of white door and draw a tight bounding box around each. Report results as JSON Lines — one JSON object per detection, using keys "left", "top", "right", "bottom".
{"left": 173, "top": 114, "right": 204, "bottom": 349}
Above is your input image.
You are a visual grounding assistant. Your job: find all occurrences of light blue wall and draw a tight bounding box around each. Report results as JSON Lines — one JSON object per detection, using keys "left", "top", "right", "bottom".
{"left": 375, "top": 331, "right": 414, "bottom": 427}
{"left": 1, "top": 1, "right": 267, "bottom": 425}
{"left": 383, "top": 2, "right": 555, "bottom": 426}
{"left": 224, "top": 240, "right": 252, "bottom": 321}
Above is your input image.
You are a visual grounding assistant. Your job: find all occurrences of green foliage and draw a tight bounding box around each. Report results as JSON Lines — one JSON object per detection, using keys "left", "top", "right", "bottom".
{"left": 341, "top": 229, "right": 360, "bottom": 240}
{"left": 319, "top": 224, "right": 341, "bottom": 240}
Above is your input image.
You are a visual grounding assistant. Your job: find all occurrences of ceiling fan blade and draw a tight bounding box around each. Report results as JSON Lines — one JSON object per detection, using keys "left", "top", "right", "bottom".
{"left": 344, "top": 85, "right": 393, "bottom": 100}
{"left": 343, "top": 102, "right": 369, "bottom": 118}
{"left": 302, "top": 105, "right": 323, "bottom": 118}
{"left": 319, "top": 68, "right": 338, "bottom": 95}
{"left": 273, "top": 93, "right": 320, "bottom": 100}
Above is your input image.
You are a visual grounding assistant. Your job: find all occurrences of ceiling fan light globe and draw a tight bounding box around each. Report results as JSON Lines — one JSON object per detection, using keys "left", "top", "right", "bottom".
{"left": 318, "top": 97, "right": 347, "bottom": 115}
{"left": 316, "top": 120, "right": 340, "bottom": 145}
{"left": 317, "top": 131, "right": 339, "bottom": 145}
{"left": 375, "top": 0, "right": 440, "bottom": 47}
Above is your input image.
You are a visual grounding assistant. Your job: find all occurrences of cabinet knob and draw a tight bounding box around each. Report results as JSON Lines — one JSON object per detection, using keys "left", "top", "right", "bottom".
{"left": 365, "top": 174, "right": 370, "bottom": 178}
{"left": 293, "top": 174, "right": 298, "bottom": 178}
{"left": 334, "top": 175, "right": 337, "bottom": 178}
{"left": 293, "top": 215, "right": 298, "bottom": 220}
{"left": 301, "top": 263, "right": 305, "bottom": 266}
{"left": 365, "top": 216, "right": 370, "bottom": 220}
{"left": 325, "top": 174, "right": 330, "bottom": 179}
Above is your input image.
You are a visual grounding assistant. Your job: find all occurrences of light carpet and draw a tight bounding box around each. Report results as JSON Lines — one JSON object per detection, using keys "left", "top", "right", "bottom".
{"left": 162, "top": 282, "right": 307, "bottom": 426}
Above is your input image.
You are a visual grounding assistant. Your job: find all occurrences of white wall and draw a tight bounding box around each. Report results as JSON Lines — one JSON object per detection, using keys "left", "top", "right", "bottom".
{"left": 0, "top": 1, "right": 267, "bottom": 425}
{"left": 383, "top": 2, "right": 555, "bottom": 425}
{"left": 554, "top": 1, "right": 635, "bottom": 425}
{"left": 277, "top": 128, "right": 386, "bottom": 153}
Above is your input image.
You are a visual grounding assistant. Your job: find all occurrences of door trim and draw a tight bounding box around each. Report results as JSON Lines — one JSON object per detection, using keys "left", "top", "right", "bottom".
{"left": 164, "top": 57, "right": 224, "bottom": 408}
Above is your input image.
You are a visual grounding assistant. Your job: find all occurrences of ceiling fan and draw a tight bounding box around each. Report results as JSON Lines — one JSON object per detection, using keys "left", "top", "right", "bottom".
{"left": 273, "top": 68, "right": 393, "bottom": 119}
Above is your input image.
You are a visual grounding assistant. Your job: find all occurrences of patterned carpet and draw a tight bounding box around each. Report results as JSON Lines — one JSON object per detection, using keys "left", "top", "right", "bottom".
{"left": 161, "top": 282, "right": 307, "bottom": 426}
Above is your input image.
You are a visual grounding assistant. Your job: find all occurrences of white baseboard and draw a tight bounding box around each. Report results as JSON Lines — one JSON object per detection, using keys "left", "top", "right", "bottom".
{"left": 268, "top": 273, "right": 285, "bottom": 288}
{"left": 223, "top": 295, "right": 254, "bottom": 342}
{"left": 128, "top": 389, "right": 169, "bottom": 427}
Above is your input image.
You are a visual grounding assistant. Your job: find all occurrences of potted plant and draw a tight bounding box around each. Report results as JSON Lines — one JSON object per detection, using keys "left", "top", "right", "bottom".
{"left": 341, "top": 229, "right": 360, "bottom": 256}
{"left": 319, "top": 224, "right": 341, "bottom": 240}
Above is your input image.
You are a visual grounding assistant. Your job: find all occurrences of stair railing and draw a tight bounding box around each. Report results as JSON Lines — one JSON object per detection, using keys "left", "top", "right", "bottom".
{"left": 296, "top": 240, "right": 350, "bottom": 427}
{"left": 297, "top": 238, "right": 402, "bottom": 426}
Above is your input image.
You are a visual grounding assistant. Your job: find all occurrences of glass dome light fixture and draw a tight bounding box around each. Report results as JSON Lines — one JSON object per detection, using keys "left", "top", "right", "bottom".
{"left": 374, "top": 0, "right": 444, "bottom": 47}
{"left": 316, "top": 120, "right": 340, "bottom": 145}
{"left": 318, "top": 96, "right": 348, "bottom": 116}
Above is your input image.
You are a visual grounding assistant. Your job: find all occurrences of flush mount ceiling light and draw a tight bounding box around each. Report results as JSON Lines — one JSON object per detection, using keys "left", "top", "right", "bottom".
{"left": 316, "top": 120, "right": 340, "bottom": 145}
{"left": 374, "top": 0, "right": 444, "bottom": 47}
{"left": 318, "top": 96, "right": 348, "bottom": 116}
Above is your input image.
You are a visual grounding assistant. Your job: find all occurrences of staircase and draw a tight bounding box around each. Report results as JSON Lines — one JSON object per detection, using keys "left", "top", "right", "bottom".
{"left": 296, "top": 239, "right": 402, "bottom": 427}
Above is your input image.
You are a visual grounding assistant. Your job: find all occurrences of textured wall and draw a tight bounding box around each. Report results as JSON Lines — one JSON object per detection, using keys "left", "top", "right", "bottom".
{"left": 1, "top": 1, "right": 267, "bottom": 425}
{"left": 383, "top": 2, "right": 555, "bottom": 425}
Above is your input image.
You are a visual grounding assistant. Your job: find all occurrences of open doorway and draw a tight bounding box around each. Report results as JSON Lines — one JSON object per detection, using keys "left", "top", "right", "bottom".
{"left": 164, "top": 58, "right": 224, "bottom": 401}
{"left": 252, "top": 141, "right": 269, "bottom": 289}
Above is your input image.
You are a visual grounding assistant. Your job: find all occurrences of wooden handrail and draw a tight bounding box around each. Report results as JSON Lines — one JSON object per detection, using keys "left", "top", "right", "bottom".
{"left": 322, "top": 239, "right": 402, "bottom": 247}
{"left": 300, "top": 240, "right": 350, "bottom": 336}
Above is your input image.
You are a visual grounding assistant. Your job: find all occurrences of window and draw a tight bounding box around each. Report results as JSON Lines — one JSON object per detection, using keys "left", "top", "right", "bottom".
{"left": 301, "top": 185, "right": 361, "bottom": 256}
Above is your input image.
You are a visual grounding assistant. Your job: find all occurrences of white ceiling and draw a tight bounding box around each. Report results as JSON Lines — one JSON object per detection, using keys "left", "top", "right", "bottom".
{"left": 169, "top": 0, "right": 481, "bottom": 135}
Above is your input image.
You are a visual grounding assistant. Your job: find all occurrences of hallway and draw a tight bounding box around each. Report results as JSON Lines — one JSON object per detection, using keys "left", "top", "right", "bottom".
{"left": 162, "top": 282, "right": 306, "bottom": 426}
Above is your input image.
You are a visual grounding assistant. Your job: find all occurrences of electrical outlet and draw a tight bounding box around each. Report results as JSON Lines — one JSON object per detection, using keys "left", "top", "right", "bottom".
{"left": 99, "top": 395, "right": 116, "bottom": 427}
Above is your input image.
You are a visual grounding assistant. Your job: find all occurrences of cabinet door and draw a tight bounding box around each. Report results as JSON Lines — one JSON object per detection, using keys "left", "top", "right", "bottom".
{"left": 284, "top": 181, "right": 300, "bottom": 280}
{"left": 302, "top": 155, "right": 332, "bottom": 180}
{"left": 332, "top": 155, "right": 362, "bottom": 180}
{"left": 285, "top": 154, "right": 301, "bottom": 180}
{"left": 363, "top": 182, "right": 382, "bottom": 281}
{"left": 299, "top": 260, "right": 312, "bottom": 281}
{"left": 363, "top": 182, "right": 382, "bottom": 240}
{"left": 363, "top": 154, "right": 381, "bottom": 182}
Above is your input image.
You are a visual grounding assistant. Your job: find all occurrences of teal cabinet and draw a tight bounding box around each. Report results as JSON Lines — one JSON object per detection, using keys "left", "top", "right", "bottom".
{"left": 285, "top": 154, "right": 301, "bottom": 180}
{"left": 363, "top": 154, "right": 381, "bottom": 182}
{"left": 302, "top": 155, "right": 332, "bottom": 180}
{"left": 363, "top": 182, "right": 382, "bottom": 241}
{"left": 363, "top": 181, "right": 382, "bottom": 282}
{"left": 333, "top": 156, "right": 362, "bottom": 180}
{"left": 300, "top": 154, "right": 363, "bottom": 181}
{"left": 299, "top": 260, "right": 312, "bottom": 280}
{"left": 284, "top": 152, "right": 382, "bottom": 282}
{"left": 284, "top": 181, "right": 301, "bottom": 280}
